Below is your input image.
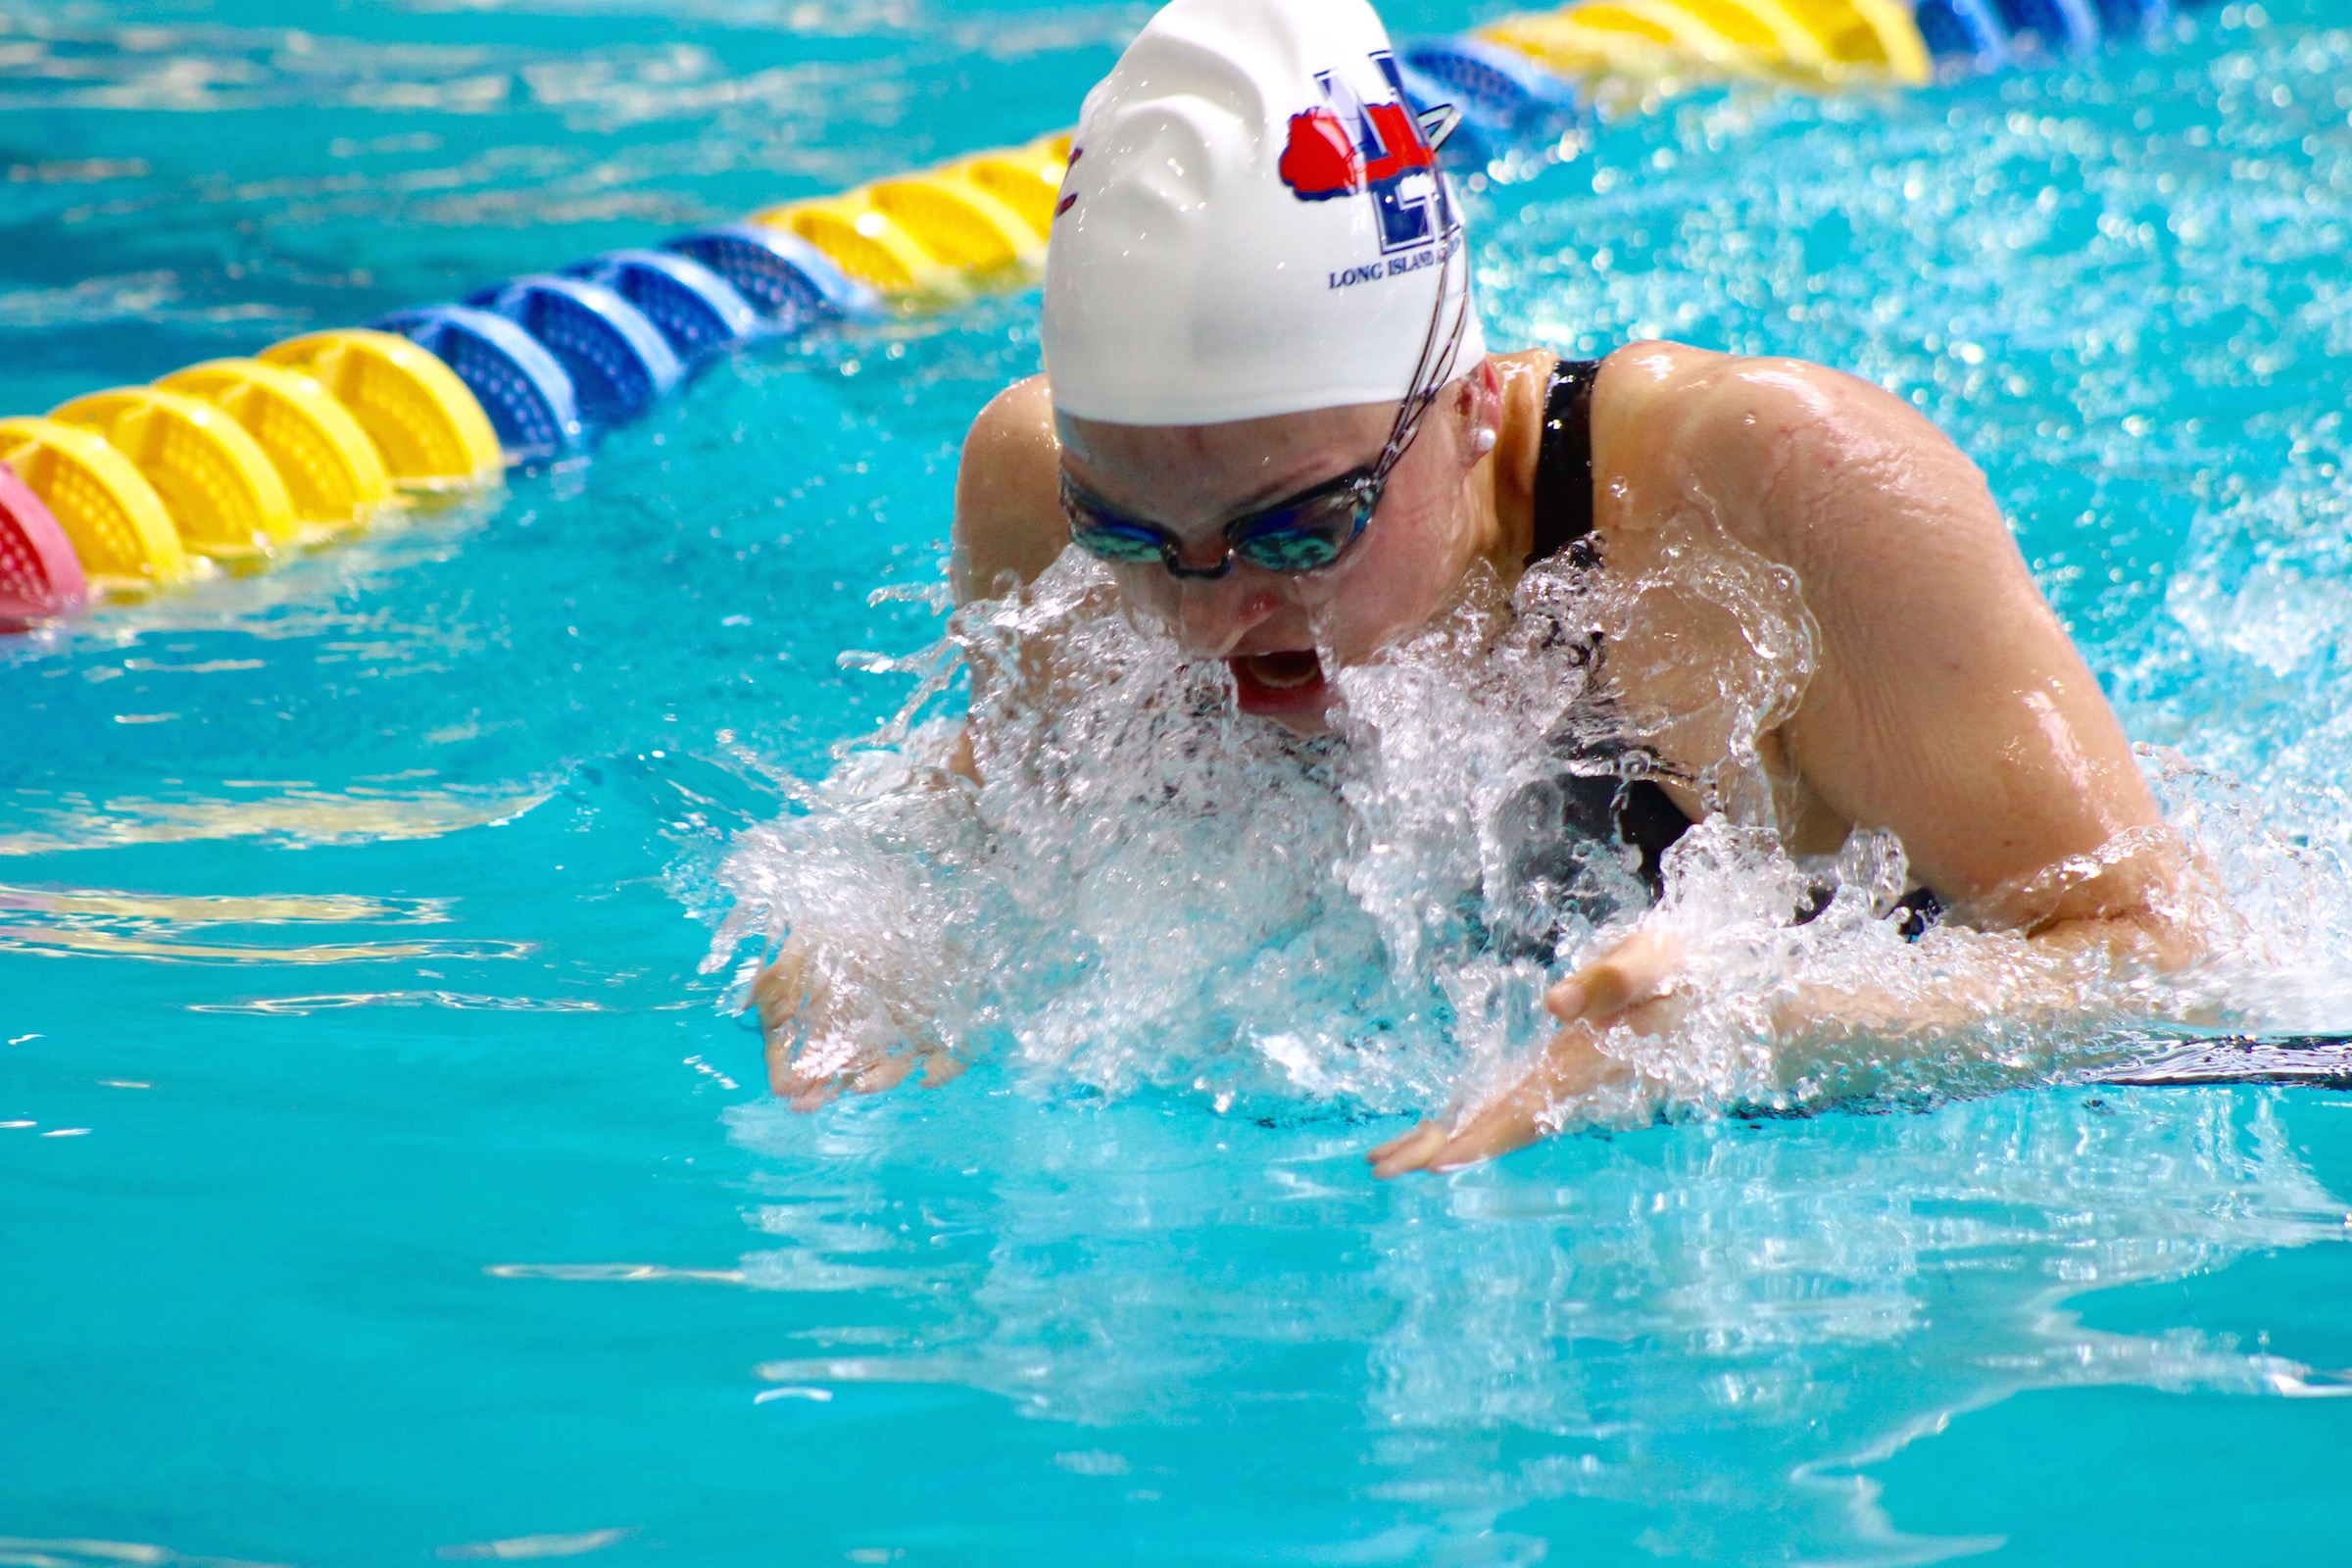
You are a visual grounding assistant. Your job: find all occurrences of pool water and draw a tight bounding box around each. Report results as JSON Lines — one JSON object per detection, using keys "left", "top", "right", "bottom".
{"left": 6, "top": 0, "right": 2352, "bottom": 1561}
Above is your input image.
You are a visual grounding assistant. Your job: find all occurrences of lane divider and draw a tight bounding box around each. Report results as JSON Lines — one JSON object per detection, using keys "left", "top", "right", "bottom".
{"left": 0, "top": 418, "right": 190, "bottom": 594}
{"left": 256, "top": 330, "right": 505, "bottom": 488}
{"left": 0, "top": 450, "right": 91, "bottom": 621}
{"left": 564, "top": 250, "right": 769, "bottom": 359}
{"left": 0, "top": 1, "right": 2191, "bottom": 625}
{"left": 155, "top": 360, "right": 392, "bottom": 531}
{"left": 47, "top": 386, "right": 302, "bottom": 563}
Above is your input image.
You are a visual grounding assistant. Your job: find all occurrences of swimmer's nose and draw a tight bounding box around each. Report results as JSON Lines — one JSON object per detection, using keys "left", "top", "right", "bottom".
{"left": 1175, "top": 581, "right": 1279, "bottom": 660}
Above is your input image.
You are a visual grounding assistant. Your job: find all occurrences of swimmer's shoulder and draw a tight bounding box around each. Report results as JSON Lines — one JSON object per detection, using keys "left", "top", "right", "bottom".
{"left": 1587, "top": 340, "right": 1750, "bottom": 449}
{"left": 953, "top": 373, "right": 1064, "bottom": 603}
{"left": 1587, "top": 341, "right": 2007, "bottom": 564}
{"left": 1487, "top": 343, "right": 1688, "bottom": 508}
{"left": 1590, "top": 339, "right": 1964, "bottom": 473}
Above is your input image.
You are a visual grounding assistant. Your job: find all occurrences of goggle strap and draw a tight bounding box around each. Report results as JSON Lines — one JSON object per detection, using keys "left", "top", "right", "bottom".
{"left": 1373, "top": 210, "right": 1471, "bottom": 485}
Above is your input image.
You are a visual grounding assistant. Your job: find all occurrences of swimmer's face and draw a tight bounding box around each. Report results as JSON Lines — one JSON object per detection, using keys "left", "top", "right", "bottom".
{"left": 1058, "top": 372, "right": 1497, "bottom": 737}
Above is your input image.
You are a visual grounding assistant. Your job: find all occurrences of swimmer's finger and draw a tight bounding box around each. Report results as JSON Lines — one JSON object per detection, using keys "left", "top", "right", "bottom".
{"left": 854, "top": 1052, "right": 920, "bottom": 1096}
{"left": 855, "top": 1042, "right": 966, "bottom": 1094}
{"left": 1424, "top": 1026, "right": 1622, "bottom": 1173}
{"left": 771, "top": 1040, "right": 835, "bottom": 1101}
{"left": 752, "top": 944, "right": 814, "bottom": 1035}
{"left": 757, "top": 945, "right": 854, "bottom": 1100}
{"left": 1367, "top": 1120, "right": 1439, "bottom": 1162}
{"left": 1542, "top": 970, "right": 1600, "bottom": 1024}
{"left": 775, "top": 1042, "right": 851, "bottom": 1109}
{"left": 1425, "top": 1088, "right": 1547, "bottom": 1172}
{"left": 786, "top": 1076, "right": 844, "bottom": 1113}
{"left": 1546, "top": 927, "right": 1683, "bottom": 1023}
{"left": 1368, "top": 1119, "right": 1451, "bottom": 1179}
{"left": 762, "top": 1005, "right": 832, "bottom": 1102}
{"left": 764, "top": 1016, "right": 801, "bottom": 1098}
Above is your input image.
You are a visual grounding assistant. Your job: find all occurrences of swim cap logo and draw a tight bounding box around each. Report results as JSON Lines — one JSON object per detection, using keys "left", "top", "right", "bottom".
{"left": 1277, "top": 109, "right": 1360, "bottom": 200}
{"left": 1277, "top": 51, "right": 1440, "bottom": 257}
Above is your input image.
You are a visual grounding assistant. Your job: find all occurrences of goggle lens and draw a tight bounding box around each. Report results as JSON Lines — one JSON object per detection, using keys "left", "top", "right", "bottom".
{"left": 1068, "top": 516, "right": 1169, "bottom": 564}
{"left": 1229, "top": 497, "right": 1364, "bottom": 570}
{"left": 1233, "top": 531, "right": 1344, "bottom": 571}
{"left": 1061, "top": 471, "right": 1374, "bottom": 578}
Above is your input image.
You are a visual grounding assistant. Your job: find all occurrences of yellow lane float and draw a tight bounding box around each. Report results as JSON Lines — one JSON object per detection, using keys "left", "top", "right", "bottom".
{"left": 752, "top": 132, "right": 1069, "bottom": 308}
{"left": 157, "top": 359, "right": 392, "bottom": 532}
{"left": 49, "top": 387, "right": 299, "bottom": 562}
{"left": 956, "top": 136, "right": 1076, "bottom": 236}
{"left": 258, "top": 329, "right": 504, "bottom": 489}
{"left": 0, "top": 417, "right": 190, "bottom": 590}
{"left": 1483, "top": 0, "right": 1928, "bottom": 87}
{"left": 758, "top": 195, "right": 973, "bottom": 306}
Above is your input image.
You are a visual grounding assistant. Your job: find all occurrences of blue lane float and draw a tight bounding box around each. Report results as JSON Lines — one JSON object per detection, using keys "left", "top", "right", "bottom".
{"left": 1912, "top": 0, "right": 2014, "bottom": 65}
{"left": 370, "top": 305, "right": 585, "bottom": 458}
{"left": 466, "top": 274, "right": 685, "bottom": 429}
{"left": 1396, "top": 37, "right": 1587, "bottom": 179}
{"left": 564, "top": 250, "right": 768, "bottom": 360}
{"left": 363, "top": 228, "right": 872, "bottom": 466}
{"left": 662, "top": 225, "right": 879, "bottom": 331}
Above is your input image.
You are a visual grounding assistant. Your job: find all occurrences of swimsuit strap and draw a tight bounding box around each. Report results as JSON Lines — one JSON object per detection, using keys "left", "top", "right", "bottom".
{"left": 1524, "top": 355, "right": 1696, "bottom": 895}
{"left": 1518, "top": 354, "right": 1945, "bottom": 940}
{"left": 1528, "top": 357, "right": 1603, "bottom": 566}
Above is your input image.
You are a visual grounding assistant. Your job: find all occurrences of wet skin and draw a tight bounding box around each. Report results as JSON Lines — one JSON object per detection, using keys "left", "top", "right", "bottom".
{"left": 760, "top": 343, "right": 2189, "bottom": 1170}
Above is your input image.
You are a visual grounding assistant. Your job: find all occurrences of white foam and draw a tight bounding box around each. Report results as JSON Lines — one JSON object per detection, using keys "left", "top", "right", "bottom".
{"left": 709, "top": 509, "right": 2352, "bottom": 1127}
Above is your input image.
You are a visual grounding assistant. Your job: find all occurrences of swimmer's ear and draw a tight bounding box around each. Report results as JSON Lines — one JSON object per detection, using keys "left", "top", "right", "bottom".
{"left": 1461, "top": 361, "right": 1501, "bottom": 461}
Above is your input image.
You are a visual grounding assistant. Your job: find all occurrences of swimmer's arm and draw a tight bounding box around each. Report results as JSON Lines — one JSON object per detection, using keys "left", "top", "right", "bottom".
{"left": 1593, "top": 349, "right": 2196, "bottom": 946}
{"left": 1377, "top": 348, "right": 2202, "bottom": 1176}
{"left": 952, "top": 373, "right": 1067, "bottom": 605}
{"left": 1709, "top": 354, "right": 2209, "bottom": 1007}
{"left": 746, "top": 378, "right": 1062, "bottom": 1081}
{"left": 1699, "top": 349, "right": 2177, "bottom": 931}
{"left": 1368, "top": 905, "right": 2201, "bottom": 1177}
{"left": 1767, "top": 906, "right": 2203, "bottom": 1034}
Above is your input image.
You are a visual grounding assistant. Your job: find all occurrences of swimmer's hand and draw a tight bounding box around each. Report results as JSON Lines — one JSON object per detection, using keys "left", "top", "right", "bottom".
{"left": 1368, "top": 927, "right": 1684, "bottom": 1178}
{"left": 749, "top": 934, "right": 965, "bottom": 1110}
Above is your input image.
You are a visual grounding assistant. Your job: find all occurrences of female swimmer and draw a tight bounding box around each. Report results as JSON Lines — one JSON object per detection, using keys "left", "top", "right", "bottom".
{"left": 754, "top": 0, "right": 2196, "bottom": 1172}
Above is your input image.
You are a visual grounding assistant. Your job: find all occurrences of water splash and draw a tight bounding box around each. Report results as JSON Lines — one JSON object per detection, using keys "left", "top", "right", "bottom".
{"left": 706, "top": 492, "right": 2352, "bottom": 1130}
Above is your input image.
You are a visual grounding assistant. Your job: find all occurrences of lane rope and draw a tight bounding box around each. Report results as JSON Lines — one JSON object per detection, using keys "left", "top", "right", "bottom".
{"left": 0, "top": 0, "right": 2191, "bottom": 622}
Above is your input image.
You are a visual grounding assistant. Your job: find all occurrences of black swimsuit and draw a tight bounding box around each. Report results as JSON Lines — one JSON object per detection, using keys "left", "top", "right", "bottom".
{"left": 1493, "top": 358, "right": 1941, "bottom": 956}
{"left": 1526, "top": 358, "right": 1695, "bottom": 894}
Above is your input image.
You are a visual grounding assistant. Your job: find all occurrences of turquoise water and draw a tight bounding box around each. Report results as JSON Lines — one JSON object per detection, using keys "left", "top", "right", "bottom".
{"left": 7, "top": 0, "right": 2352, "bottom": 1561}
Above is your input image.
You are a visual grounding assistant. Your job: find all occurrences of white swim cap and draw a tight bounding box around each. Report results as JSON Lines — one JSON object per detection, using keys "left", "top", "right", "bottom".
{"left": 1042, "top": 0, "right": 1487, "bottom": 427}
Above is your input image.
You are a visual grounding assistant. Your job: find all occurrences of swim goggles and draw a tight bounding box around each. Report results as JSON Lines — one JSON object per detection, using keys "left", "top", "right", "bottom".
{"left": 1059, "top": 199, "right": 1472, "bottom": 581}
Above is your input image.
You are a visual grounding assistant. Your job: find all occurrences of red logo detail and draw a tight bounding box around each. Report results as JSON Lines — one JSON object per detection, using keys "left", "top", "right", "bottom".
{"left": 1278, "top": 108, "right": 1361, "bottom": 201}
{"left": 1360, "top": 101, "right": 1435, "bottom": 184}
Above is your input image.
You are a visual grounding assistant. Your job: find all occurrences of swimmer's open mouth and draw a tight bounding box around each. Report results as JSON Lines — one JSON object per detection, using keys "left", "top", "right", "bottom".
{"left": 1237, "top": 650, "right": 1323, "bottom": 689}
{"left": 1227, "top": 649, "right": 1331, "bottom": 722}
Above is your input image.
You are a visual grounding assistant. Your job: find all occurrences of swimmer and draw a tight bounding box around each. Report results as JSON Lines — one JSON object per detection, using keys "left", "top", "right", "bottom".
{"left": 753, "top": 0, "right": 2199, "bottom": 1168}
